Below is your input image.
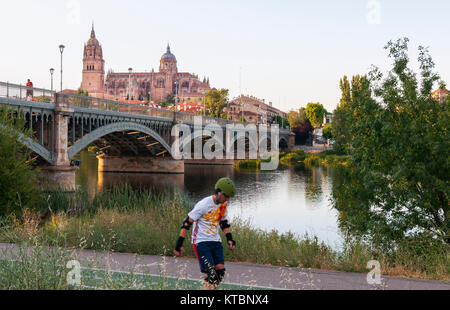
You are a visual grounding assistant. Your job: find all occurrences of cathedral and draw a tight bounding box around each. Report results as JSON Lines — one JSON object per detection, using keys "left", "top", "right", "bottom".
{"left": 80, "top": 26, "right": 211, "bottom": 104}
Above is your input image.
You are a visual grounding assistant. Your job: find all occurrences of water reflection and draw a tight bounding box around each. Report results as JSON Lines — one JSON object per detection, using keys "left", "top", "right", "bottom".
{"left": 75, "top": 151, "right": 344, "bottom": 248}
{"left": 184, "top": 165, "right": 234, "bottom": 196}
{"left": 75, "top": 151, "right": 185, "bottom": 194}
{"left": 98, "top": 173, "right": 184, "bottom": 192}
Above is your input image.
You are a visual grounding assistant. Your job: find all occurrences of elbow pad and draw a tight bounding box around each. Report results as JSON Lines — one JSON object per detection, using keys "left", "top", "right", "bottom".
{"left": 181, "top": 217, "right": 193, "bottom": 231}
{"left": 220, "top": 220, "right": 231, "bottom": 231}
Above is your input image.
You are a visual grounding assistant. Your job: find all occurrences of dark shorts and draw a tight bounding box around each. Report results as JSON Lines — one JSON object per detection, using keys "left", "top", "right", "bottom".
{"left": 193, "top": 242, "right": 225, "bottom": 273}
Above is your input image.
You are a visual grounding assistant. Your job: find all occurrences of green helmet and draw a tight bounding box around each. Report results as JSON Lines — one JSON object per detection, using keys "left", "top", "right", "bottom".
{"left": 215, "top": 178, "right": 236, "bottom": 198}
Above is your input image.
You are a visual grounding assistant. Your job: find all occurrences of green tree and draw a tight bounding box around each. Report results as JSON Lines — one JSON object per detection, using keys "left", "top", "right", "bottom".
{"left": 287, "top": 107, "right": 308, "bottom": 128}
{"left": 322, "top": 124, "right": 333, "bottom": 140}
{"left": 166, "top": 94, "right": 175, "bottom": 104}
{"left": 305, "top": 103, "right": 326, "bottom": 128}
{"left": 332, "top": 38, "right": 449, "bottom": 246}
{"left": 332, "top": 75, "right": 364, "bottom": 154}
{"left": 0, "top": 107, "right": 42, "bottom": 217}
{"left": 272, "top": 116, "right": 289, "bottom": 128}
{"left": 77, "top": 88, "right": 89, "bottom": 96}
{"left": 204, "top": 89, "right": 229, "bottom": 119}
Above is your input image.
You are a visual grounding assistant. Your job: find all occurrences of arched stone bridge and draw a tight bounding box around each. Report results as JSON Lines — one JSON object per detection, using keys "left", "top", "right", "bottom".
{"left": 0, "top": 93, "right": 294, "bottom": 189}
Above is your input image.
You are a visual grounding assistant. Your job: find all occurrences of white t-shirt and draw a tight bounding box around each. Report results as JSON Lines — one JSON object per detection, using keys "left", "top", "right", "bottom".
{"left": 188, "top": 196, "right": 229, "bottom": 245}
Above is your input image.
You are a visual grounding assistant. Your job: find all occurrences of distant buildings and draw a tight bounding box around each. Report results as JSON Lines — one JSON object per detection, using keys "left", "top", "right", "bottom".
{"left": 78, "top": 25, "right": 287, "bottom": 122}
{"left": 175, "top": 101, "right": 203, "bottom": 114}
{"left": 432, "top": 88, "right": 449, "bottom": 104}
{"left": 224, "top": 95, "right": 287, "bottom": 124}
{"left": 80, "top": 25, "right": 211, "bottom": 104}
{"left": 323, "top": 113, "right": 333, "bottom": 126}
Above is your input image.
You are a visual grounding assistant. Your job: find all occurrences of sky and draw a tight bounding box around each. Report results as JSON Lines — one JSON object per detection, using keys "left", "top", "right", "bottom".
{"left": 0, "top": 0, "right": 449, "bottom": 113}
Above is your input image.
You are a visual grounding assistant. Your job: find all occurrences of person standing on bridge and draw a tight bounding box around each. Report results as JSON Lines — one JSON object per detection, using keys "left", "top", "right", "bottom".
{"left": 26, "top": 79, "right": 34, "bottom": 99}
{"left": 174, "top": 178, "right": 237, "bottom": 290}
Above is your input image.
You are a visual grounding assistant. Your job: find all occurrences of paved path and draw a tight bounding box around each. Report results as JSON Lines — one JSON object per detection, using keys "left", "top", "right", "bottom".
{"left": 0, "top": 243, "right": 448, "bottom": 290}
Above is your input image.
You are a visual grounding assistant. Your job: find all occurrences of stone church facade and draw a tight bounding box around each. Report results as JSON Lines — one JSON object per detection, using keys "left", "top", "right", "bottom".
{"left": 81, "top": 26, "right": 211, "bottom": 104}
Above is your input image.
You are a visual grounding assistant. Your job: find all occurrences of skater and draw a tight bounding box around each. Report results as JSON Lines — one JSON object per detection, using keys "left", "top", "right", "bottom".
{"left": 174, "top": 178, "right": 237, "bottom": 290}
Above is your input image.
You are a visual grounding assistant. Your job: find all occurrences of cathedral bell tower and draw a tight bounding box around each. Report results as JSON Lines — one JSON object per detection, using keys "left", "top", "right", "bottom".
{"left": 81, "top": 24, "right": 105, "bottom": 96}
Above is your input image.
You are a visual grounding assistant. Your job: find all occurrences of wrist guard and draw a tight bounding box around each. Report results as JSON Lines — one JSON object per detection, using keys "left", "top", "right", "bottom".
{"left": 226, "top": 233, "right": 236, "bottom": 247}
{"left": 175, "top": 236, "right": 185, "bottom": 252}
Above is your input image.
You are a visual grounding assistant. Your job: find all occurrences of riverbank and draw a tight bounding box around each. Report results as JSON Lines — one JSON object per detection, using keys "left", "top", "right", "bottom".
{"left": 234, "top": 149, "right": 351, "bottom": 170}
{"left": 0, "top": 187, "right": 448, "bottom": 282}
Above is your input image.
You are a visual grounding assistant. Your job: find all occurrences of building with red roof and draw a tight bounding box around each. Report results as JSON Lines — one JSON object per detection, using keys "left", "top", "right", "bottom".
{"left": 432, "top": 88, "right": 449, "bottom": 103}
{"left": 176, "top": 101, "right": 203, "bottom": 114}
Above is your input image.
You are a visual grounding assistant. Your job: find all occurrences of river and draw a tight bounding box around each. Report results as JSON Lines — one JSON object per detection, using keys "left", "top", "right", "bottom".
{"left": 75, "top": 150, "right": 344, "bottom": 249}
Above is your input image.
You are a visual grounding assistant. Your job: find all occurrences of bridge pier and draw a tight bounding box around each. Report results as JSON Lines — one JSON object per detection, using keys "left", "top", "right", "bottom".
{"left": 289, "top": 132, "right": 296, "bottom": 149}
{"left": 40, "top": 93, "right": 78, "bottom": 191}
{"left": 39, "top": 166, "right": 77, "bottom": 191}
{"left": 97, "top": 155, "right": 185, "bottom": 174}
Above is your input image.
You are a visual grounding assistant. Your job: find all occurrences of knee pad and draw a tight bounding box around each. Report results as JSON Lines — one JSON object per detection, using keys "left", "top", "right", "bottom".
{"left": 205, "top": 267, "right": 219, "bottom": 285}
{"left": 216, "top": 269, "right": 226, "bottom": 283}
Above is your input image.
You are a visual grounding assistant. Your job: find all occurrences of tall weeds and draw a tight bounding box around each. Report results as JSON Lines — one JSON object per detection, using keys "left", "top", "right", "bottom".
{"left": 0, "top": 186, "right": 448, "bottom": 282}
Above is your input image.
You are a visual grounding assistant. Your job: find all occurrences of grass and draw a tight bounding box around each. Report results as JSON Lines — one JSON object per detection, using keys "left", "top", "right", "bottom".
{"left": 233, "top": 158, "right": 272, "bottom": 170}
{"left": 287, "top": 149, "right": 351, "bottom": 168}
{"left": 0, "top": 238, "right": 74, "bottom": 290}
{"left": 0, "top": 186, "right": 448, "bottom": 283}
{"left": 0, "top": 227, "right": 260, "bottom": 290}
{"left": 303, "top": 150, "right": 351, "bottom": 168}
{"left": 234, "top": 149, "right": 351, "bottom": 170}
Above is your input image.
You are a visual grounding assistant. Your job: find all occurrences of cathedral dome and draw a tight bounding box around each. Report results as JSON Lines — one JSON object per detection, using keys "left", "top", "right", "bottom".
{"left": 161, "top": 44, "right": 176, "bottom": 61}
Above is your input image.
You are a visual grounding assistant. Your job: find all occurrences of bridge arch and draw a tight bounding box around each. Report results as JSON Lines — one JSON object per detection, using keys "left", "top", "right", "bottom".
{"left": 1, "top": 117, "right": 55, "bottom": 165}
{"left": 279, "top": 137, "right": 289, "bottom": 150}
{"left": 228, "top": 130, "right": 258, "bottom": 153}
{"left": 68, "top": 122, "right": 173, "bottom": 159}
{"left": 23, "top": 136, "right": 54, "bottom": 165}
{"left": 176, "top": 129, "right": 226, "bottom": 156}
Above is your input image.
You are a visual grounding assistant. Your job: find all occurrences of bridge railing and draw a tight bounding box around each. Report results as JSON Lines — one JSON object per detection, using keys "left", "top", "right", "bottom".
{"left": 0, "top": 81, "right": 290, "bottom": 132}
{"left": 0, "top": 81, "right": 55, "bottom": 103}
{"left": 59, "top": 92, "right": 175, "bottom": 119}
{"left": 59, "top": 92, "right": 259, "bottom": 127}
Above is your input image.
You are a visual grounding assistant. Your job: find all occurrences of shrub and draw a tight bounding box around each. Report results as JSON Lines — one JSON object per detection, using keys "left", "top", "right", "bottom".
{"left": 304, "top": 156, "right": 320, "bottom": 166}
{"left": 322, "top": 124, "right": 333, "bottom": 140}
{"left": 0, "top": 107, "right": 42, "bottom": 217}
{"left": 279, "top": 150, "right": 306, "bottom": 167}
{"left": 233, "top": 160, "right": 261, "bottom": 170}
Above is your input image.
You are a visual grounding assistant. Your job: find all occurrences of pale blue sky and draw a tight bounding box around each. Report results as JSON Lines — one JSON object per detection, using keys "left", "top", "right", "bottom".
{"left": 1, "top": 0, "right": 449, "bottom": 112}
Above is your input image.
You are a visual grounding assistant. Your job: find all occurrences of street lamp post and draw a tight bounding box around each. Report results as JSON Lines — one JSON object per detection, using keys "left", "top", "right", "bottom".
{"left": 175, "top": 81, "right": 179, "bottom": 103}
{"left": 59, "top": 45, "right": 65, "bottom": 93}
{"left": 241, "top": 97, "right": 245, "bottom": 123}
{"left": 128, "top": 68, "right": 132, "bottom": 104}
{"left": 203, "top": 96, "right": 206, "bottom": 117}
{"left": 50, "top": 68, "right": 55, "bottom": 101}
